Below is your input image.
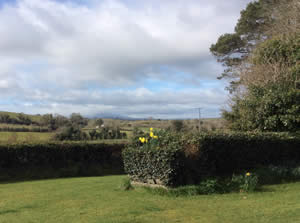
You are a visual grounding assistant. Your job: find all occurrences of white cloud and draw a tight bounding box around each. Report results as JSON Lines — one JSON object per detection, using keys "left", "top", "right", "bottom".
{"left": 0, "top": 86, "right": 227, "bottom": 118}
{"left": 0, "top": 0, "right": 251, "bottom": 85}
{"left": 0, "top": 0, "right": 251, "bottom": 117}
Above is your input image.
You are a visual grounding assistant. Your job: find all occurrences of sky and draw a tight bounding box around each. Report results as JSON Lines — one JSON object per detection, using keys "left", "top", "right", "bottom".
{"left": 0, "top": 0, "right": 252, "bottom": 119}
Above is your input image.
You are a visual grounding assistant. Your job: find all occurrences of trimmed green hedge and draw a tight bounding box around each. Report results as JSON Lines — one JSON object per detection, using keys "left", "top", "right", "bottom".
{"left": 0, "top": 142, "right": 125, "bottom": 181}
{"left": 123, "top": 147, "right": 184, "bottom": 187}
{"left": 123, "top": 132, "right": 300, "bottom": 187}
{"left": 183, "top": 133, "right": 300, "bottom": 184}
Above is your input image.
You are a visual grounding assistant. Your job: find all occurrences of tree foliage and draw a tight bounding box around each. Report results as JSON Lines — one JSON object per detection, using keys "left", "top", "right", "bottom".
{"left": 70, "top": 113, "right": 88, "bottom": 128}
{"left": 171, "top": 120, "right": 185, "bottom": 132}
{"left": 54, "top": 126, "right": 88, "bottom": 141}
{"left": 211, "top": 0, "right": 300, "bottom": 132}
{"left": 210, "top": 0, "right": 274, "bottom": 85}
{"left": 223, "top": 85, "right": 300, "bottom": 132}
{"left": 95, "top": 118, "right": 104, "bottom": 126}
{"left": 210, "top": 0, "right": 298, "bottom": 84}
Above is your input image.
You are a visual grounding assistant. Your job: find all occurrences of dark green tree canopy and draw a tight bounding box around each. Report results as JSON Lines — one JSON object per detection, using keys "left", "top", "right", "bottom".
{"left": 210, "top": 0, "right": 292, "bottom": 85}
{"left": 70, "top": 113, "right": 88, "bottom": 128}
{"left": 212, "top": 0, "right": 300, "bottom": 132}
{"left": 95, "top": 118, "right": 104, "bottom": 126}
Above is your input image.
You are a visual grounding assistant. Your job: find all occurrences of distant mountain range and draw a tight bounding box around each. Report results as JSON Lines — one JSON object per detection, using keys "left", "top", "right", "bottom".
{"left": 88, "top": 113, "right": 143, "bottom": 120}
{"left": 1, "top": 111, "right": 218, "bottom": 121}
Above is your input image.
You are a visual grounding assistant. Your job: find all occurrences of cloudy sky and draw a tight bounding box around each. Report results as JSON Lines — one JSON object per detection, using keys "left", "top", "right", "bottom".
{"left": 0, "top": 0, "right": 251, "bottom": 119}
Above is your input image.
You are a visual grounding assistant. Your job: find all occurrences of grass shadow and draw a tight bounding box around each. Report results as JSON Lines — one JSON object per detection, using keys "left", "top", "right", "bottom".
{"left": 0, "top": 205, "right": 38, "bottom": 216}
{"left": 255, "top": 186, "right": 275, "bottom": 193}
{"left": 0, "top": 209, "right": 19, "bottom": 215}
{"left": 0, "top": 167, "right": 124, "bottom": 184}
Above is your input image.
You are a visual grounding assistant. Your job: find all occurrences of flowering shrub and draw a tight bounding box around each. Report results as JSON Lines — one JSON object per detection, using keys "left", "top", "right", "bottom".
{"left": 123, "top": 131, "right": 300, "bottom": 187}
{"left": 231, "top": 172, "right": 259, "bottom": 192}
{"left": 138, "top": 128, "right": 158, "bottom": 144}
{"left": 135, "top": 128, "right": 182, "bottom": 151}
{"left": 123, "top": 129, "right": 185, "bottom": 186}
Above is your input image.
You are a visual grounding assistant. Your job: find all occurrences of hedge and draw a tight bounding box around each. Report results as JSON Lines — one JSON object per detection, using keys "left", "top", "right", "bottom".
{"left": 0, "top": 127, "right": 49, "bottom": 132}
{"left": 123, "top": 132, "right": 300, "bottom": 187}
{"left": 123, "top": 147, "right": 184, "bottom": 187}
{"left": 0, "top": 142, "right": 125, "bottom": 181}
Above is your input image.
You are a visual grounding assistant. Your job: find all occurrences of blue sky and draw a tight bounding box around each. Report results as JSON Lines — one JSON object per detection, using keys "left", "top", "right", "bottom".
{"left": 0, "top": 0, "right": 251, "bottom": 118}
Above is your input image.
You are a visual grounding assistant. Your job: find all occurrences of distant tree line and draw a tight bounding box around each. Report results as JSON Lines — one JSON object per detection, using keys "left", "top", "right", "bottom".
{"left": 0, "top": 113, "right": 89, "bottom": 132}
{"left": 89, "top": 128, "right": 126, "bottom": 140}
{"left": 0, "top": 113, "right": 38, "bottom": 126}
{"left": 40, "top": 113, "right": 88, "bottom": 131}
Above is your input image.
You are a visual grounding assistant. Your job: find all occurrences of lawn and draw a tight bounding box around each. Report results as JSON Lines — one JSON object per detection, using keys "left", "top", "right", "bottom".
{"left": 1, "top": 176, "right": 300, "bottom": 223}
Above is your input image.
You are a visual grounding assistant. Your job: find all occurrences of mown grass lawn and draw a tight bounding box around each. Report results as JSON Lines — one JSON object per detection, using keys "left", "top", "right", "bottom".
{"left": 1, "top": 175, "right": 300, "bottom": 223}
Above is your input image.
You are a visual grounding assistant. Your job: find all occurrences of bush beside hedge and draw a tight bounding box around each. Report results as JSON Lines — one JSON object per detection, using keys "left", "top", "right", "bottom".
{"left": 123, "top": 132, "right": 300, "bottom": 187}
{"left": 0, "top": 142, "right": 125, "bottom": 181}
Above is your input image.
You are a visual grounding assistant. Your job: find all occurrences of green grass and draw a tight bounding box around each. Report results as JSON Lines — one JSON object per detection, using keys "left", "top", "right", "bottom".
{"left": 0, "top": 132, "right": 54, "bottom": 143}
{"left": 1, "top": 176, "right": 300, "bottom": 223}
{"left": 87, "top": 139, "right": 129, "bottom": 144}
{"left": 0, "top": 132, "right": 128, "bottom": 144}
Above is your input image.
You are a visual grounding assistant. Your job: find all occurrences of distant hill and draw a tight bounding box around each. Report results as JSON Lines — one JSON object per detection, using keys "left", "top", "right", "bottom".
{"left": 0, "top": 111, "right": 43, "bottom": 123}
{"left": 89, "top": 113, "right": 142, "bottom": 120}
{"left": 0, "top": 111, "right": 140, "bottom": 122}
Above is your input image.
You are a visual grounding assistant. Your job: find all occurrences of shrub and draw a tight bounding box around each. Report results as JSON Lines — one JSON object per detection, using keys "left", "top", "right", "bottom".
{"left": 123, "top": 131, "right": 300, "bottom": 187}
{"left": 95, "top": 118, "right": 104, "bottom": 126}
{"left": 255, "top": 164, "right": 300, "bottom": 184}
{"left": 54, "top": 126, "right": 88, "bottom": 141}
{"left": 231, "top": 172, "right": 258, "bottom": 192}
{"left": 89, "top": 129, "right": 97, "bottom": 140}
{"left": 197, "top": 179, "right": 221, "bottom": 194}
{"left": 171, "top": 120, "right": 185, "bottom": 132}
{"left": 143, "top": 173, "right": 259, "bottom": 196}
{"left": 223, "top": 85, "right": 300, "bottom": 132}
{"left": 88, "top": 127, "right": 126, "bottom": 141}
{"left": 123, "top": 129, "right": 185, "bottom": 187}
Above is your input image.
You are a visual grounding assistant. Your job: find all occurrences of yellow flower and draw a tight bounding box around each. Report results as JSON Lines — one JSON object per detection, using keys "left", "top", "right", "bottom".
{"left": 150, "top": 132, "right": 154, "bottom": 138}
{"left": 246, "top": 172, "right": 251, "bottom": 176}
{"left": 150, "top": 128, "right": 153, "bottom": 131}
{"left": 153, "top": 135, "right": 158, "bottom": 139}
{"left": 139, "top": 137, "right": 146, "bottom": 143}
{"left": 145, "top": 139, "right": 148, "bottom": 143}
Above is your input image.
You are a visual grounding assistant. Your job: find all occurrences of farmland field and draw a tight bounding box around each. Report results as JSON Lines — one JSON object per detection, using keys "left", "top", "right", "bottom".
{"left": 0, "top": 132, "right": 129, "bottom": 144}
{"left": 0, "top": 132, "right": 54, "bottom": 143}
{"left": 1, "top": 175, "right": 300, "bottom": 223}
{"left": 0, "top": 123, "right": 40, "bottom": 129}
